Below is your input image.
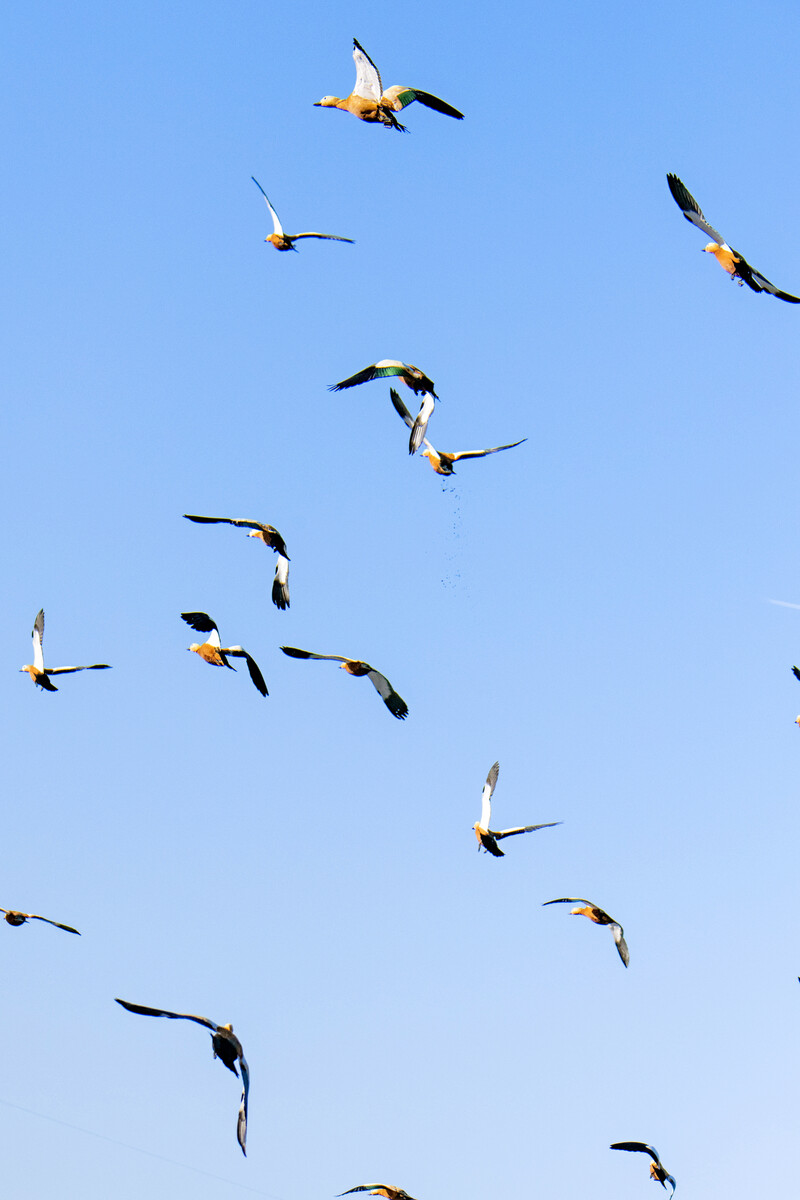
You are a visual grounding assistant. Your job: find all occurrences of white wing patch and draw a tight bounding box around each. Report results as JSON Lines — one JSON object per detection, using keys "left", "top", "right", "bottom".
{"left": 32, "top": 609, "right": 45, "bottom": 671}
{"left": 352, "top": 40, "right": 382, "bottom": 101}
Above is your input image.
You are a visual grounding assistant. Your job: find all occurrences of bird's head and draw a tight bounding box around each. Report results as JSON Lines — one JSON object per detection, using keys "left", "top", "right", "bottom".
{"left": 702, "top": 242, "right": 718, "bottom": 254}
{"left": 314, "top": 96, "right": 339, "bottom": 108}
{"left": 795, "top": 715, "right": 800, "bottom": 727}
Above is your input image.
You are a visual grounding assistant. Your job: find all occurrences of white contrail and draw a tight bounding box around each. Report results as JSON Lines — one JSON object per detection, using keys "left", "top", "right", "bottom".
{"left": 767, "top": 598, "right": 800, "bottom": 609}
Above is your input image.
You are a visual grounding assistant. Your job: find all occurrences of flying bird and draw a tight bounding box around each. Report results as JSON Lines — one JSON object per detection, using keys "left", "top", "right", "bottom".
{"left": 251, "top": 177, "right": 354, "bottom": 252}
{"left": 667, "top": 173, "right": 800, "bottom": 301}
{"left": 473, "top": 761, "right": 561, "bottom": 857}
{"left": 338, "top": 1188, "right": 417, "bottom": 1200}
{"left": 1, "top": 908, "right": 80, "bottom": 934}
{"left": 543, "top": 898, "right": 629, "bottom": 966}
{"left": 314, "top": 38, "right": 463, "bottom": 131}
{"left": 20, "top": 609, "right": 110, "bottom": 691}
{"left": 330, "top": 361, "right": 437, "bottom": 399}
{"left": 610, "top": 1143, "right": 676, "bottom": 1195}
{"left": 181, "top": 612, "right": 268, "bottom": 696}
{"left": 390, "top": 389, "right": 526, "bottom": 472}
{"left": 183, "top": 514, "right": 290, "bottom": 610}
{"left": 115, "top": 999, "right": 250, "bottom": 1155}
{"left": 280, "top": 646, "right": 408, "bottom": 719}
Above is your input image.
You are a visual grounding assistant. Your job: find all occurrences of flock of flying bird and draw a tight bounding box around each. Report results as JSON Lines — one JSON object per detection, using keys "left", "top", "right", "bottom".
{"left": 13, "top": 32, "right": 800, "bottom": 1196}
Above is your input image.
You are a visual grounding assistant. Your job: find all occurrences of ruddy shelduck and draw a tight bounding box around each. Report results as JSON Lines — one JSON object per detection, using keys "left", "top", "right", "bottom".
{"left": 473, "top": 761, "right": 561, "bottom": 857}
{"left": 315, "top": 39, "right": 463, "bottom": 131}
{"left": 20, "top": 609, "right": 110, "bottom": 691}
{"left": 338, "top": 1187, "right": 417, "bottom": 1200}
{"left": 280, "top": 646, "right": 408, "bottom": 719}
{"left": 330, "top": 361, "right": 437, "bottom": 398}
{"left": 610, "top": 1143, "right": 676, "bottom": 1195}
{"left": 115, "top": 998, "right": 250, "bottom": 1155}
{"left": 1, "top": 908, "right": 80, "bottom": 935}
{"left": 543, "top": 897, "right": 629, "bottom": 966}
{"left": 251, "top": 177, "right": 354, "bottom": 252}
{"left": 668, "top": 174, "right": 800, "bottom": 301}
{"left": 390, "top": 388, "right": 526, "bottom": 472}
{"left": 182, "top": 612, "right": 268, "bottom": 696}
{"left": 183, "top": 513, "right": 290, "bottom": 610}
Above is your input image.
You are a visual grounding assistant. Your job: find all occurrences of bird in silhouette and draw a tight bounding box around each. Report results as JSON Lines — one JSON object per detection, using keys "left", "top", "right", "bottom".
{"left": 610, "top": 1142, "right": 676, "bottom": 1195}
{"left": 115, "top": 999, "right": 250, "bottom": 1155}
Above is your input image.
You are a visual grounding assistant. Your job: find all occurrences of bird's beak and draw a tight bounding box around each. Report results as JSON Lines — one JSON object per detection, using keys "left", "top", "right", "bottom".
{"left": 313, "top": 102, "right": 322, "bottom": 107}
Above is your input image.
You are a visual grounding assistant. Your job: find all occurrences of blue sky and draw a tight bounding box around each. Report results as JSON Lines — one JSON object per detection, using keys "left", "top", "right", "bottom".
{"left": 3, "top": 1, "right": 800, "bottom": 1196}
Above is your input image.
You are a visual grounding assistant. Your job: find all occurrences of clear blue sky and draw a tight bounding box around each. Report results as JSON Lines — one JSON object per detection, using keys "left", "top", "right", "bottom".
{"left": 3, "top": 1, "right": 800, "bottom": 1196}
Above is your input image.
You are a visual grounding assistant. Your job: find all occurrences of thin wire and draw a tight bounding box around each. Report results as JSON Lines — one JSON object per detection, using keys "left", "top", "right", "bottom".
{"left": 0, "top": 1095, "right": 284, "bottom": 1198}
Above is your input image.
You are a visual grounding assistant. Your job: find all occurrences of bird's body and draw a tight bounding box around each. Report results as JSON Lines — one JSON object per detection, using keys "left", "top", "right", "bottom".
{"left": 543, "top": 897, "right": 629, "bottom": 966}
{"left": 280, "top": 646, "right": 408, "bottom": 719}
{"left": 473, "top": 762, "right": 561, "bottom": 857}
{"left": 1, "top": 908, "right": 80, "bottom": 934}
{"left": 183, "top": 514, "right": 290, "bottom": 610}
{"left": 611, "top": 1142, "right": 676, "bottom": 1195}
{"left": 315, "top": 39, "right": 463, "bottom": 131}
{"left": 182, "top": 612, "right": 268, "bottom": 696}
{"left": 251, "top": 177, "right": 353, "bottom": 251}
{"left": 115, "top": 999, "right": 250, "bottom": 1155}
{"left": 20, "top": 609, "right": 110, "bottom": 691}
{"left": 667, "top": 173, "right": 800, "bottom": 301}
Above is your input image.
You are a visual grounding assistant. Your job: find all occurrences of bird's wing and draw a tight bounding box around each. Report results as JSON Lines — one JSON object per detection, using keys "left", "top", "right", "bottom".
{"left": 29, "top": 914, "right": 81, "bottom": 934}
{"left": 184, "top": 513, "right": 290, "bottom": 553}
{"left": 32, "top": 609, "right": 45, "bottom": 671}
{"left": 664, "top": 1174, "right": 676, "bottom": 1195}
{"left": 45, "top": 664, "right": 111, "bottom": 675}
{"left": 381, "top": 85, "right": 463, "bottom": 118}
{"left": 366, "top": 669, "right": 408, "bottom": 719}
{"left": 479, "top": 762, "right": 499, "bottom": 828}
{"left": 291, "top": 232, "right": 355, "bottom": 243}
{"left": 184, "top": 514, "right": 262, "bottom": 532}
{"left": 735, "top": 257, "right": 800, "bottom": 301}
{"left": 391, "top": 388, "right": 438, "bottom": 455}
{"left": 337, "top": 1188, "right": 389, "bottom": 1197}
{"left": 793, "top": 666, "right": 800, "bottom": 682}
{"left": 612, "top": 924, "right": 629, "bottom": 967}
{"left": 272, "top": 555, "right": 290, "bottom": 611}
{"left": 409, "top": 394, "right": 434, "bottom": 456}
{"left": 542, "top": 897, "right": 592, "bottom": 906}
{"left": 251, "top": 176, "right": 283, "bottom": 237}
{"left": 494, "top": 821, "right": 562, "bottom": 840}
{"left": 667, "top": 174, "right": 726, "bottom": 244}
{"left": 450, "top": 438, "right": 528, "bottom": 462}
{"left": 328, "top": 362, "right": 403, "bottom": 391}
{"left": 611, "top": 1143, "right": 660, "bottom": 1162}
{"left": 181, "top": 612, "right": 221, "bottom": 647}
{"left": 280, "top": 646, "right": 348, "bottom": 663}
{"left": 115, "top": 998, "right": 218, "bottom": 1029}
{"left": 237, "top": 1056, "right": 250, "bottom": 1156}
{"left": 389, "top": 386, "right": 414, "bottom": 427}
{"left": 352, "top": 39, "right": 383, "bottom": 100}
{"left": 223, "top": 648, "right": 269, "bottom": 696}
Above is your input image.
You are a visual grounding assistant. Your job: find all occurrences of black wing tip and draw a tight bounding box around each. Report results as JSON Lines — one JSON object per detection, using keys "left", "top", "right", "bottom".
{"left": 280, "top": 645, "right": 309, "bottom": 658}
{"left": 792, "top": 666, "right": 800, "bottom": 681}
